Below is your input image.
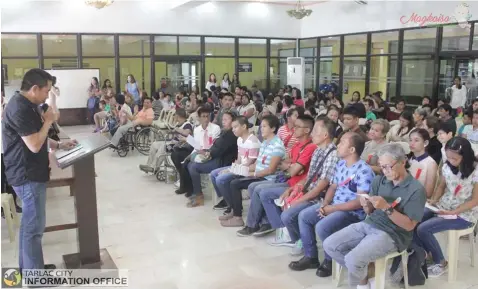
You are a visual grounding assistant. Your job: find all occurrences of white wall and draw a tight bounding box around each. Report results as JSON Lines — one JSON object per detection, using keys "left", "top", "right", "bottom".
{"left": 301, "top": 1, "right": 478, "bottom": 38}
{"left": 1, "top": 0, "right": 301, "bottom": 38}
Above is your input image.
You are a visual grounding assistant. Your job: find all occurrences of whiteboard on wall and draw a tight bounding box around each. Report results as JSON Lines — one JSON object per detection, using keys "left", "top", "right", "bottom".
{"left": 46, "top": 69, "right": 100, "bottom": 109}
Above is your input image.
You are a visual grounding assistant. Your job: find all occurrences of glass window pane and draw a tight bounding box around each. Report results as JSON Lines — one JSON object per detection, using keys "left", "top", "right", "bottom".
{"left": 120, "top": 58, "right": 151, "bottom": 96}
{"left": 81, "top": 35, "right": 114, "bottom": 57}
{"left": 304, "top": 58, "right": 316, "bottom": 92}
{"left": 44, "top": 58, "right": 79, "bottom": 69}
{"left": 239, "top": 38, "right": 266, "bottom": 57}
{"left": 154, "top": 36, "right": 177, "bottom": 55}
{"left": 402, "top": 28, "right": 436, "bottom": 54}
{"left": 371, "top": 31, "right": 398, "bottom": 54}
{"left": 179, "top": 36, "right": 200, "bottom": 55}
{"left": 473, "top": 23, "right": 478, "bottom": 50}
{"left": 205, "top": 37, "right": 235, "bottom": 56}
{"left": 400, "top": 55, "right": 434, "bottom": 105}
{"left": 344, "top": 34, "right": 367, "bottom": 55}
{"left": 370, "top": 56, "right": 396, "bottom": 102}
{"left": 82, "top": 58, "right": 115, "bottom": 85}
{"left": 205, "top": 58, "right": 235, "bottom": 89}
{"left": 269, "top": 58, "right": 287, "bottom": 92}
{"left": 42, "top": 35, "right": 77, "bottom": 57}
{"left": 2, "top": 34, "right": 38, "bottom": 57}
{"left": 270, "top": 39, "right": 295, "bottom": 58}
{"left": 119, "top": 35, "right": 150, "bottom": 56}
{"left": 343, "top": 57, "right": 366, "bottom": 104}
{"left": 239, "top": 58, "right": 266, "bottom": 90}
{"left": 2, "top": 59, "right": 39, "bottom": 90}
{"left": 299, "top": 39, "right": 316, "bottom": 57}
{"left": 320, "top": 36, "right": 340, "bottom": 56}
{"left": 318, "top": 57, "right": 340, "bottom": 93}
{"left": 442, "top": 24, "right": 471, "bottom": 51}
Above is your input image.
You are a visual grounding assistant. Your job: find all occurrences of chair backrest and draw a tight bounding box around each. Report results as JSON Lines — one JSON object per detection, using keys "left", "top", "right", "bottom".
{"left": 158, "top": 109, "right": 167, "bottom": 122}
{"left": 167, "top": 110, "right": 177, "bottom": 129}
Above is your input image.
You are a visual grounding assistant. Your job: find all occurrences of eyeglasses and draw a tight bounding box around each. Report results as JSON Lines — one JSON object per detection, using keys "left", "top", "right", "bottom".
{"left": 294, "top": 125, "right": 309, "bottom": 129}
{"left": 379, "top": 161, "right": 398, "bottom": 172}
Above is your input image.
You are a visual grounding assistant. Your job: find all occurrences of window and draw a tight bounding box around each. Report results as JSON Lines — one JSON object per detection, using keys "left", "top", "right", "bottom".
{"left": 269, "top": 58, "right": 287, "bottom": 92}
{"left": 304, "top": 58, "right": 316, "bottom": 92}
{"left": 120, "top": 58, "right": 151, "bottom": 96}
{"left": 320, "top": 36, "right": 340, "bottom": 56}
{"left": 473, "top": 23, "right": 478, "bottom": 50}
{"left": 239, "top": 38, "right": 266, "bottom": 57}
{"left": 205, "top": 37, "right": 235, "bottom": 56}
{"left": 318, "top": 57, "right": 340, "bottom": 92}
{"left": 2, "top": 59, "right": 39, "bottom": 82}
{"left": 371, "top": 31, "right": 399, "bottom": 54}
{"left": 43, "top": 35, "right": 77, "bottom": 57}
{"left": 401, "top": 28, "right": 436, "bottom": 54}
{"left": 179, "top": 36, "right": 200, "bottom": 55}
{"left": 82, "top": 58, "right": 115, "bottom": 84}
{"left": 299, "top": 38, "right": 316, "bottom": 57}
{"left": 82, "top": 35, "right": 114, "bottom": 57}
{"left": 343, "top": 57, "right": 366, "bottom": 103}
{"left": 205, "top": 58, "right": 235, "bottom": 87}
{"left": 270, "top": 39, "right": 295, "bottom": 58}
{"left": 370, "top": 56, "right": 397, "bottom": 101}
{"left": 442, "top": 24, "right": 471, "bottom": 51}
{"left": 344, "top": 34, "right": 367, "bottom": 55}
{"left": 1, "top": 34, "right": 37, "bottom": 57}
{"left": 154, "top": 36, "right": 177, "bottom": 55}
{"left": 238, "top": 58, "right": 266, "bottom": 89}
{"left": 400, "top": 55, "right": 434, "bottom": 105}
{"left": 44, "top": 58, "right": 79, "bottom": 69}
{"left": 119, "top": 35, "right": 150, "bottom": 56}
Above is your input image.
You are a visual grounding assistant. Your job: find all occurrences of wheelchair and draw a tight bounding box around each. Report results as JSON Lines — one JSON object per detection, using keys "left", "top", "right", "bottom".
{"left": 116, "top": 125, "right": 162, "bottom": 157}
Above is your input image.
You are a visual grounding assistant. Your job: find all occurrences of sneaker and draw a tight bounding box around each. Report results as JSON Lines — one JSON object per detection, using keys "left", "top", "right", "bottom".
{"left": 218, "top": 211, "right": 233, "bottom": 221}
{"left": 268, "top": 229, "right": 295, "bottom": 247}
{"left": 139, "top": 164, "right": 154, "bottom": 173}
{"left": 236, "top": 226, "right": 259, "bottom": 237}
{"left": 175, "top": 189, "right": 186, "bottom": 195}
{"left": 213, "top": 199, "right": 228, "bottom": 211}
{"left": 427, "top": 263, "right": 448, "bottom": 277}
{"left": 290, "top": 240, "right": 304, "bottom": 256}
{"left": 223, "top": 207, "right": 232, "bottom": 215}
{"left": 186, "top": 194, "right": 204, "bottom": 208}
{"left": 288, "top": 256, "right": 320, "bottom": 271}
{"left": 316, "top": 259, "right": 333, "bottom": 277}
{"left": 174, "top": 180, "right": 180, "bottom": 188}
{"left": 252, "top": 224, "right": 275, "bottom": 237}
{"left": 220, "top": 216, "right": 245, "bottom": 227}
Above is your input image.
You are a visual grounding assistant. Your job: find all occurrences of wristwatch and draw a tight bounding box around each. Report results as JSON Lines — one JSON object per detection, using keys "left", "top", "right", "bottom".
{"left": 385, "top": 206, "right": 394, "bottom": 216}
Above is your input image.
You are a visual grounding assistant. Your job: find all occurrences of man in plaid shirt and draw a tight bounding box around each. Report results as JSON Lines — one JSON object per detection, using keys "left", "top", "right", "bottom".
{"left": 266, "top": 117, "right": 340, "bottom": 249}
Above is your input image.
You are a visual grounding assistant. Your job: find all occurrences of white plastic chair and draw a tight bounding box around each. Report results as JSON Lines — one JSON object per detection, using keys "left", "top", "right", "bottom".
{"left": 1, "top": 194, "right": 20, "bottom": 242}
{"left": 332, "top": 250, "right": 409, "bottom": 289}
{"left": 447, "top": 222, "right": 477, "bottom": 282}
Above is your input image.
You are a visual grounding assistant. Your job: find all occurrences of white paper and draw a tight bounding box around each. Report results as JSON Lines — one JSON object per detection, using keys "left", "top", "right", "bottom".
{"left": 356, "top": 193, "right": 370, "bottom": 199}
{"left": 425, "top": 203, "right": 439, "bottom": 212}
{"left": 186, "top": 135, "right": 201, "bottom": 150}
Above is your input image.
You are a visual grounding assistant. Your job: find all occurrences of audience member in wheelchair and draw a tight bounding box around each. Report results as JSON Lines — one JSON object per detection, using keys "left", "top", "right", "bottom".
{"left": 109, "top": 97, "right": 154, "bottom": 149}
{"left": 289, "top": 132, "right": 374, "bottom": 277}
{"left": 361, "top": 119, "right": 389, "bottom": 174}
{"left": 210, "top": 116, "right": 261, "bottom": 210}
{"left": 183, "top": 109, "right": 236, "bottom": 208}
{"left": 415, "top": 137, "right": 478, "bottom": 278}
{"left": 139, "top": 108, "right": 193, "bottom": 174}
{"left": 408, "top": 129, "right": 438, "bottom": 198}
{"left": 323, "top": 143, "right": 426, "bottom": 289}
{"left": 213, "top": 92, "right": 235, "bottom": 128}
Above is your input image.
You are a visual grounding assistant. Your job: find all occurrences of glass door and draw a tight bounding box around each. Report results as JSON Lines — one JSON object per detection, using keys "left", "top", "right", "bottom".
{"left": 439, "top": 57, "right": 478, "bottom": 104}
{"left": 154, "top": 58, "right": 201, "bottom": 94}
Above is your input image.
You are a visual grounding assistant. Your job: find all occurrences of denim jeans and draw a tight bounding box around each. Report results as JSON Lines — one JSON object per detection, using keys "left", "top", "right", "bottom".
{"left": 280, "top": 202, "right": 316, "bottom": 242}
{"left": 298, "top": 203, "right": 361, "bottom": 260}
{"left": 12, "top": 181, "right": 48, "bottom": 270}
{"left": 223, "top": 177, "right": 265, "bottom": 217}
{"left": 245, "top": 181, "right": 288, "bottom": 228}
{"left": 323, "top": 222, "right": 397, "bottom": 286}
{"left": 415, "top": 208, "right": 473, "bottom": 264}
{"left": 210, "top": 166, "right": 241, "bottom": 199}
{"left": 187, "top": 158, "right": 221, "bottom": 196}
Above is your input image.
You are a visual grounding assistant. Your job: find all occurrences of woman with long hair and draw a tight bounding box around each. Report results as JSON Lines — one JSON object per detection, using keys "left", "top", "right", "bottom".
{"left": 326, "top": 106, "right": 343, "bottom": 139}
{"left": 230, "top": 73, "right": 241, "bottom": 93}
{"left": 416, "top": 137, "right": 478, "bottom": 277}
{"left": 350, "top": 91, "right": 361, "bottom": 104}
{"left": 408, "top": 129, "right": 438, "bottom": 198}
{"left": 389, "top": 111, "right": 415, "bottom": 142}
{"left": 292, "top": 87, "right": 304, "bottom": 107}
{"left": 238, "top": 92, "right": 257, "bottom": 126}
{"left": 221, "top": 73, "right": 231, "bottom": 90}
{"left": 305, "top": 91, "right": 317, "bottom": 109}
{"left": 206, "top": 73, "right": 217, "bottom": 92}
{"left": 125, "top": 74, "right": 141, "bottom": 105}
{"left": 87, "top": 77, "right": 101, "bottom": 124}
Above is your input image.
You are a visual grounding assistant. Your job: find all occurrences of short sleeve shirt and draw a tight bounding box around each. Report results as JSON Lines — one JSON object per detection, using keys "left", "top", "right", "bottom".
{"left": 137, "top": 108, "right": 154, "bottom": 122}
{"left": 332, "top": 159, "right": 375, "bottom": 219}
{"left": 463, "top": 125, "right": 478, "bottom": 155}
{"left": 2, "top": 93, "right": 50, "bottom": 186}
{"left": 304, "top": 143, "right": 339, "bottom": 190}
{"left": 365, "top": 174, "right": 426, "bottom": 252}
{"left": 255, "top": 135, "right": 286, "bottom": 180}
{"left": 361, "top": 141, "right": 387, "bottom": 166}
{"left": 237, "top": 134, "right": 261, "bottom": 165}
{"left": 287, "top": 139, "right": 317, "bottom": 187}
{"left": 277, "top": 125, "right": 298, "bottom": 154}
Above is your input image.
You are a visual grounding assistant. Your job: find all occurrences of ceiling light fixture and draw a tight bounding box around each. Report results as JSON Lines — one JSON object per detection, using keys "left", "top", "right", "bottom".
{"left": 287, "top": 0, "right": 312, "bottom": 19}
{"left": 85, "top": 0, "right": 114, "bottom": 9}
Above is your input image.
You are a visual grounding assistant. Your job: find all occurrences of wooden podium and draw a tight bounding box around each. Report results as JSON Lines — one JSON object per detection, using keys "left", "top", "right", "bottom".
{"left": 53, "top": 134, "right": 116, "bottom": 269}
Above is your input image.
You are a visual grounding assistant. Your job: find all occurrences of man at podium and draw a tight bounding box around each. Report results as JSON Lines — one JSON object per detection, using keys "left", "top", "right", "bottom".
{"left": 2, "top": 69, "right": 77, "bottom": 271}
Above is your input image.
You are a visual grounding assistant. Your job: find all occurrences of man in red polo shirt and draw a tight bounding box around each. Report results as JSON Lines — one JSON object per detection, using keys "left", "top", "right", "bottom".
{"left": 237, "top": 115, "right": 317, "bottom": 237}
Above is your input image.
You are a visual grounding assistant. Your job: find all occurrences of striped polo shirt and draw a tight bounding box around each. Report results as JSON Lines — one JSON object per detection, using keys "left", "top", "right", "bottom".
{"left": 255, "top": 135, "right": 286, "bottom": 180}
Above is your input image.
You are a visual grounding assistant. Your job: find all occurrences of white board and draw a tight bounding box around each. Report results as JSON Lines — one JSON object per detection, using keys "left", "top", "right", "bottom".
{"left": 46, "top": 69, "right": 100, "bottom": 109}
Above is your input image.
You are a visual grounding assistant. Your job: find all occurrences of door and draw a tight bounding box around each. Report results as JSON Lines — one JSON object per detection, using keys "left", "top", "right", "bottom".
{"left": 439, "top": 57, "right": 478, "bottom": 104}
{"left": 154, "top": 58, "right": 201, "bottom": 95}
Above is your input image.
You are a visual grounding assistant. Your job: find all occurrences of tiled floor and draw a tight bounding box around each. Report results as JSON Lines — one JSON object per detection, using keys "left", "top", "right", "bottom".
{"left": 2, "top": 125, "right": 478, "bottom": 289}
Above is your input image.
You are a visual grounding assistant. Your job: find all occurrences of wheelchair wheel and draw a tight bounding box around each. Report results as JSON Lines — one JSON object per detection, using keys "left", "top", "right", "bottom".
{"left": 156, "top": 170, "right": 166, "bottom": 182}
{"left": 117, "top": 138, "right": 129, "bottom": 157}
{"left": 134, "top": 127, "right": 152, "bottom": 155}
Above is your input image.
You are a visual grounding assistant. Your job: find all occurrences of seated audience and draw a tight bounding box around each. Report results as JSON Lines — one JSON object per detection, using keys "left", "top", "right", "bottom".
{"left": 388, "top": 111, "right": 414, "bottom": 142}
{"left": 323, "top": 143, "right": 426, "bottom": 288}
{"left": 277, "top": 108, "right": 300, "bottom": 154}
{"left": 236, "top": 115, "right": 317, "bottom": 237}
{"left": 151, "top": 92, "right": 163, "bottom": 120}
{"left": 424, "top": 116, "right": 442, "bottom": 165}
{"left": 326, "top": 91, "right": 343, "bottom": 109}
{"left": 431, "top": 99, "right": 445, "bottom": 117}
{"left": 361, "top": 119, "right": 390, "bottom": 174}
{"left": 413, "top": 107, "right": 428, "bottom": 129}
{"left": 337, "top": 105, "right": 368, "bottom": 144}
{"left": 349, "top": 91, "right": 361, "bottom": 104}
{"left": 371, "top": 92, "right": 390, "bottom": 119}
{"left": 416, "top": 137, "right": 478, "bottom": 277}
{"left": 289, "top": 132, "right": 375, "bottom": 276}
{"left": 438, "top": 104, "right": 457, "bottom": 134}
{"left": 220, "top": 115, "right": 285, "bottom": 227}
{"left": 110, "top": 97, "right": 154, "bottom": 148}
{"left": 293, "top": 87, "right": 304, "bottom": 107}
{"left": 408, "top": 129, "right": 438, "bottom": 198}
{"left": 139, "top": 108, "right": 192, "bottom": 174}
{"left": 422, "top": 104, "right": 433, "bottom": 116}
{"left": 186, "top": 92, "right": 199, "bottom": 114}
{"left": 437, "top": 122, "right": 455, "bottom": 164}
{"left": 327, "top": 106, "right": 343, "bottom": 139}
{"left": 363, "top": 99, "right": 376, "bottom": 121}
{"left": 210, "top": 116, "right": 261, "bottom": 211}
{"left": 458, "top": 106, "right": 472, "bottom": 136}
{"left": 213, "top": 92, "right": 235, "bottom": 128}
{"left": 93, "top": 100, "right": 108, "bottom": 133}
{"left": 305, "top": 91, "right": 317, "bottom": 109}
{"left": 282, "top": 95, "right": 294, "bottom": 114}
{"left": 461, "top": 108, "right": 478, "bottom": 155}
{"left": 238, "top": 93, "right": 257, "bottom": 125}
{"left": 419, "top": 96, "right": 431, "bottom": 109}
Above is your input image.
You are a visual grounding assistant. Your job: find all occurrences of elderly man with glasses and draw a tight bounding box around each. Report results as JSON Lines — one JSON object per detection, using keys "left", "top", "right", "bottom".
{"left": 323, "top": 143, "right": 426, "bottom": 289}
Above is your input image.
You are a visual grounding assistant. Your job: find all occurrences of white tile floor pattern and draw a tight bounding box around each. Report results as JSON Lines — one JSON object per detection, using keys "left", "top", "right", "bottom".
{"left": 1, "top": 125, "right": 477, "bottom": 289}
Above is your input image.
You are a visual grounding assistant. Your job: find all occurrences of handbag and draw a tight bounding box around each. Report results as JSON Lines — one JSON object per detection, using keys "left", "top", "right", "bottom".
{"left": 302, "top": 147, "right": 337, "bottom": 193}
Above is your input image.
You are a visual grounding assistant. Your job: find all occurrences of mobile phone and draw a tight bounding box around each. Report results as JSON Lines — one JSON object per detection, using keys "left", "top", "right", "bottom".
{"left": 41, "top": 103, "right": 49, "bottom": 112}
